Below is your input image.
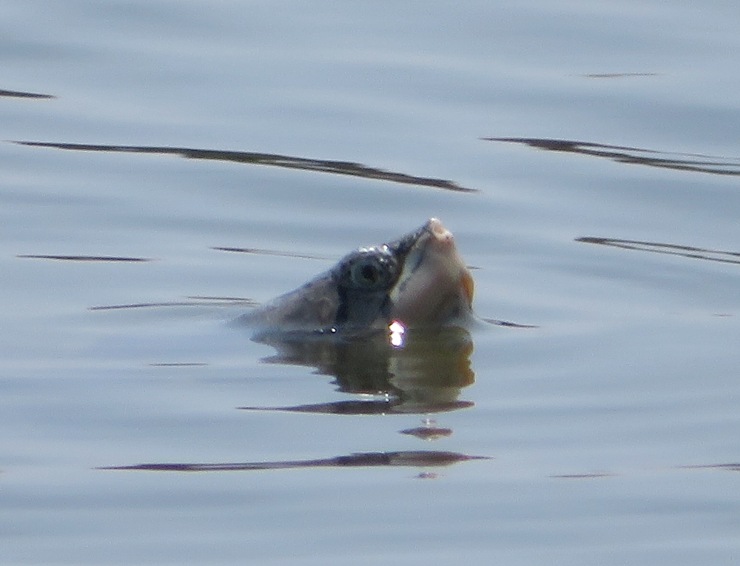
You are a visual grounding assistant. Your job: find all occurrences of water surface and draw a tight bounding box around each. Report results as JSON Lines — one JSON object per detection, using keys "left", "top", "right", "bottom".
{"left": 1, "top": 1, "right": 739, "bottom": 564}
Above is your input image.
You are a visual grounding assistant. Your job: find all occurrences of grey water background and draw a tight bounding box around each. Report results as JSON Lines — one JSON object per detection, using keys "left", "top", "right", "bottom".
{"left": 2, "top": 1, "right": 739, "bottom": 564}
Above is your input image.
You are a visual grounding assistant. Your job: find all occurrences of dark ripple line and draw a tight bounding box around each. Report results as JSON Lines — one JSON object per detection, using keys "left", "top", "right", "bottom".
{"left": 576, "top": 236, "right": 740, "bottom": 265}
{"left": 17, "top": 254, "right": 151, "bottom": 262}
{"left": 0, "top": 88, "right": 55, "bottom": 99}
{"left": 485, "top": 137, "right": 740, "bottom": 176}
{"left": 238, "top": 399, "right": 474, "bottom": 416}
{"left": 482, "top": 318, "right": 539, "bottom": 328}
{"left": 149, "top": 362, "right": 208, "bottom": 367}
{"left": 90, "top": 297, "right": 257, "bottom": 311}
{"left": 14, "top": 140, "right": 477, "bottom": 193}
{"left": 98, "top": 450, "right": 489, "bottom": 472}
{"left": 211, "top": 246, "right": 333, "bottom": 261}
{"left": 550, "top": 472, "right": 616, "bottom": 479}
{"left": 581, "top": 72, "right": 660, "bottom": 79}
{"left": 679, "top": 463, "right": 740, "bottom": 472}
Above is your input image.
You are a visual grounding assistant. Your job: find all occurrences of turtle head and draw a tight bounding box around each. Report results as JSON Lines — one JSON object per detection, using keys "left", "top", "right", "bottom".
{"left": 333, "top": 218, "right": 474, "bottom": 330}
{"left": 244, "top": 218, "right": 474, "bottom": 335}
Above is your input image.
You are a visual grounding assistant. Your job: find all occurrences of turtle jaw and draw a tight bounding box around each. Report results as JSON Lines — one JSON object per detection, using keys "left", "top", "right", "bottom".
{"left": 388, "top": 218, "right": 474, "bottom": 327}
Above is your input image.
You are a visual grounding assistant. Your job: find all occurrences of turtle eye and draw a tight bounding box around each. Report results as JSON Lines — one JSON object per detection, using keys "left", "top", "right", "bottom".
{"left": 348, "top": 255, "right": 392, "bottom": 290}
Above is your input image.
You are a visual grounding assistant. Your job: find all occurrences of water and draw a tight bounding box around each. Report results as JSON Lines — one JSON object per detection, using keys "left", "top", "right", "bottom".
{"left": 1, "top": 1, "right": 739, "bottom": 564}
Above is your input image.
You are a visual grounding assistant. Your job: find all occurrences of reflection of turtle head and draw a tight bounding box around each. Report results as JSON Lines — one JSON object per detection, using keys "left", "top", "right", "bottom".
{"left": 245, "top": 218, "right": 474, "bottom": 334}
{"left": 252, "top": 325, "right": 476, "bottom": 415}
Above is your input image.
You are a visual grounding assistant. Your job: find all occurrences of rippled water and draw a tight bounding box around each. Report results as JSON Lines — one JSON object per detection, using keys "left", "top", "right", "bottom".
{"left": 2, "top": 1, "right": 739, "bottom": 564}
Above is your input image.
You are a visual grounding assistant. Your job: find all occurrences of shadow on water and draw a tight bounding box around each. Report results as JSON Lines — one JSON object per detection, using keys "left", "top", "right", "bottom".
{"left": 485, "top": 137, "right": 740, "bottom": 176}
{"left": 243, "top": 326, "right": 476, "bottom": 415}
{"left": 576, "top": 236, "right": 740, "bottom": 266}
{"left": 13, "top": 140, "right": 476, "bottom": 193}
{"left": 98, "top": 321, "right": 487, "bottom": 474}
{"left": 112, "top": 325, "right": 482, "bottom": 473}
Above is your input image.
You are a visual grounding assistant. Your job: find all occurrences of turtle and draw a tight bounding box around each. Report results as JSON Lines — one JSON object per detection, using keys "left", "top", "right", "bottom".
{"left": 240, "top": 218, "right": 474, "bottom": 338}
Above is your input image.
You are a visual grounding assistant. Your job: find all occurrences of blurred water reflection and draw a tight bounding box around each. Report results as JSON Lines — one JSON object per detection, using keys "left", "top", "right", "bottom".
{"left": 244, "top": 326, "right": 475, "bottom": 415}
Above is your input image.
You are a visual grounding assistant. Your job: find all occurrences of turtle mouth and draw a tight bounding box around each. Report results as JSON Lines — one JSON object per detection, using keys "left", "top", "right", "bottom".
{"left": 388, "top": 218, "right": 474, "bottom": 327}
